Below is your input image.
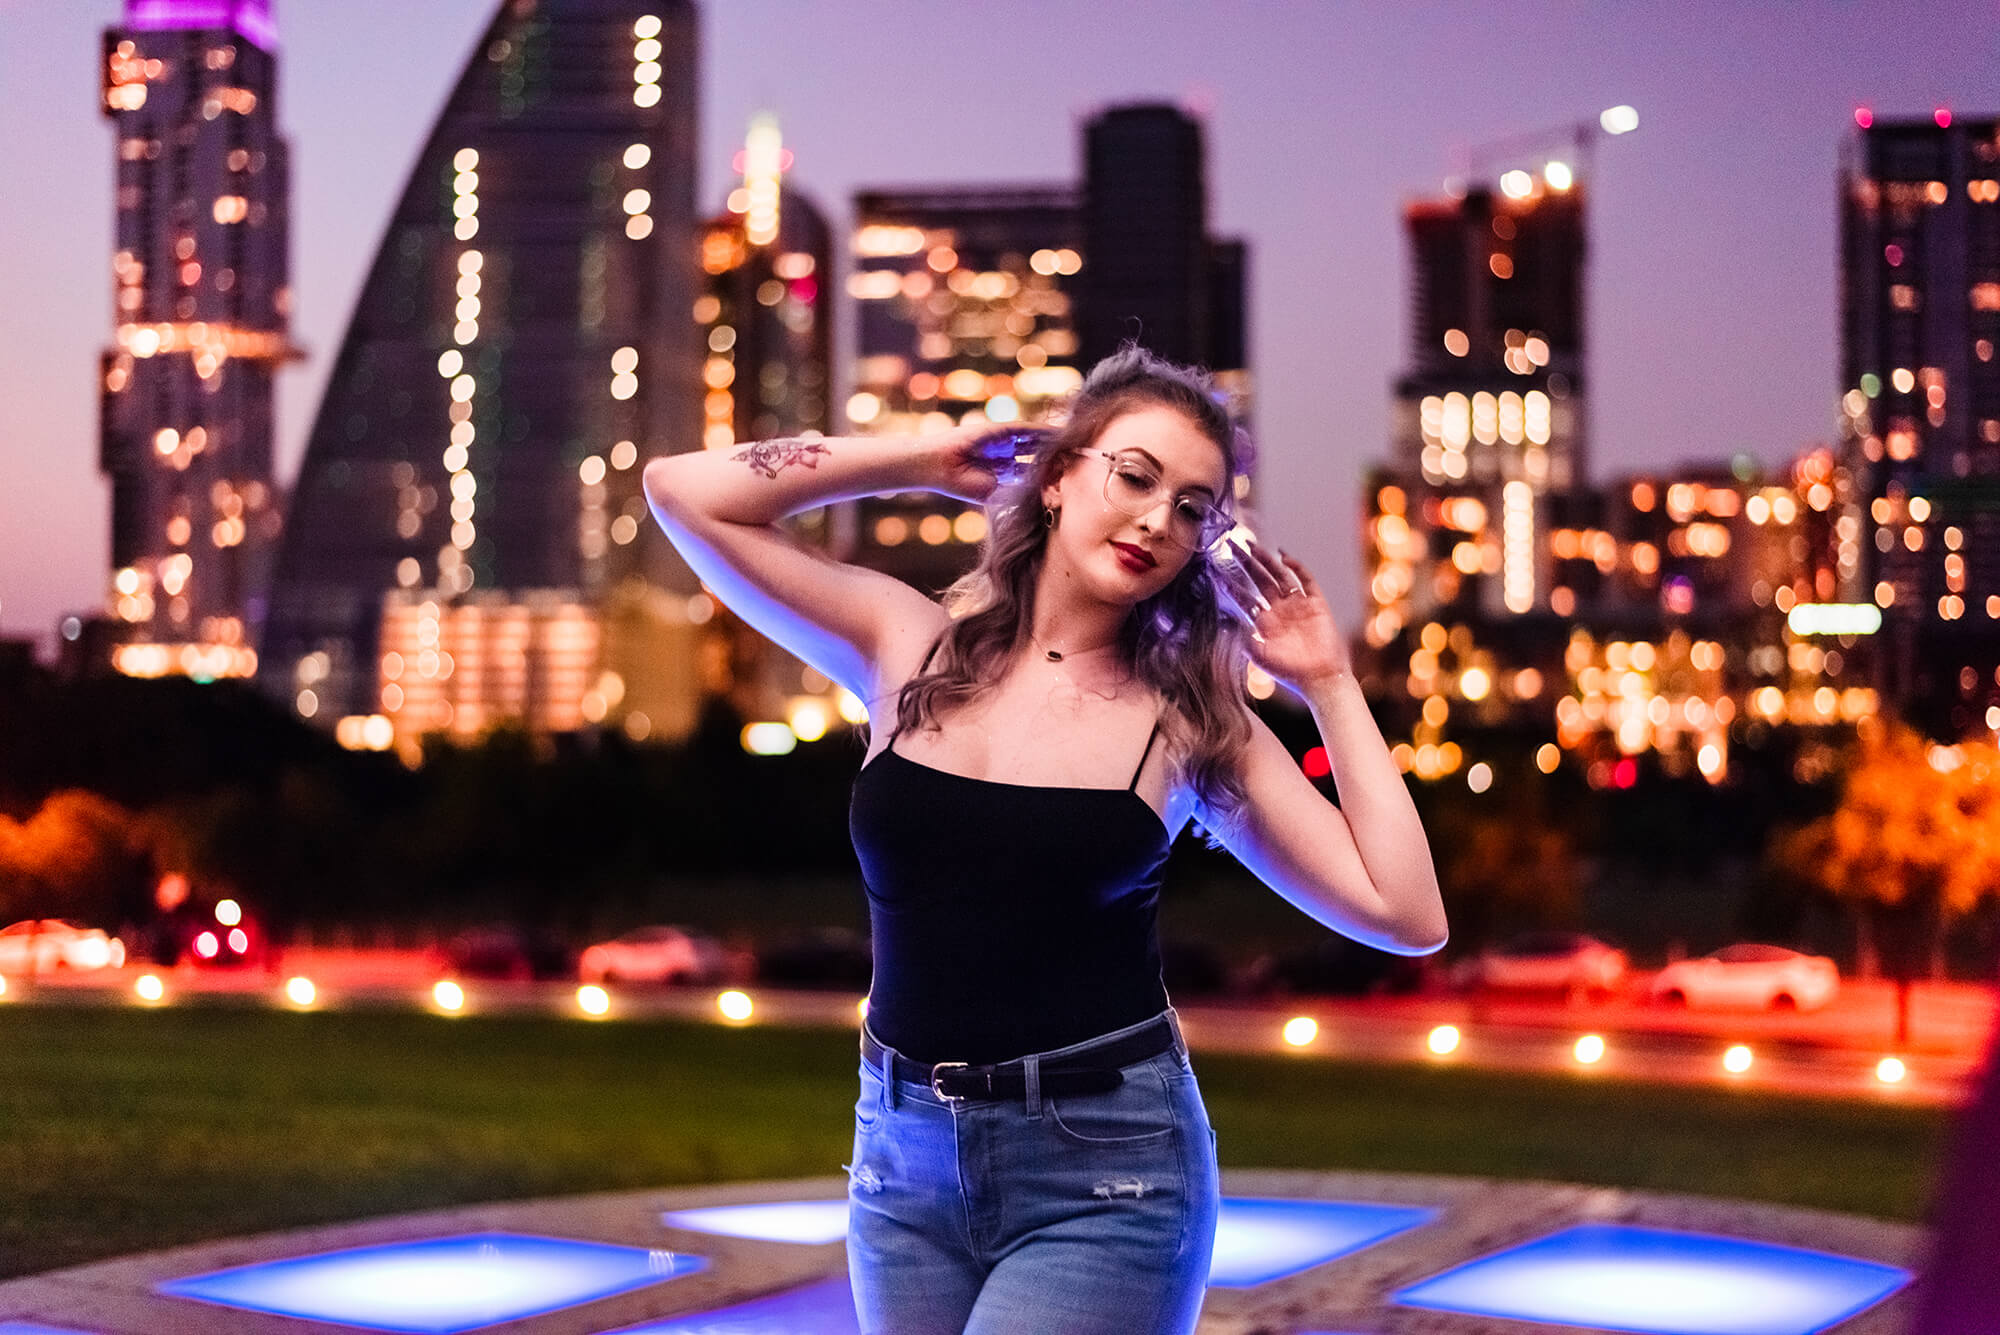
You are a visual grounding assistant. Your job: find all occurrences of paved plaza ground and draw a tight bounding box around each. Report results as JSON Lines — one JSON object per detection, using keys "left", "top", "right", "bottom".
{"left": 0, "top": 1169, "right": 1924, "bottom": 1334}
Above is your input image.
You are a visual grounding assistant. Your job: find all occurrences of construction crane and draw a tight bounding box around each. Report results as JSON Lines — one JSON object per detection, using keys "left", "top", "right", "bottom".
{"left": 1446, "top": 105, "right": 1639, "bottom": 195}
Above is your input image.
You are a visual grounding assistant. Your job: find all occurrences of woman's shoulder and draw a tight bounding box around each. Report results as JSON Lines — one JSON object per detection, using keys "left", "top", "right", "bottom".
{"left": 865, "top": 606, "right": 954, "bottom": 706}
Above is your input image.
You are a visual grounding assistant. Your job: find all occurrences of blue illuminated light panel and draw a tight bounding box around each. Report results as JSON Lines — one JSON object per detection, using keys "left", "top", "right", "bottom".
{"left": 155, "top": 1232, "right": 708, "bottom": 1333}
{"left": 1208, "top": 1197, "right": 1436, "bottom": 1287}
{"left": 661, "top": 1195, "right": 1435, "bottom": 1289}
{"left": 608, "top": 1275, "right": 860, "bottom": 1334}
{"left": 1394, "top": 1223, "right": 1911, "bottom": 1335}
{"left": 662, "top": 1200, "right": 850, "bottom": 1244}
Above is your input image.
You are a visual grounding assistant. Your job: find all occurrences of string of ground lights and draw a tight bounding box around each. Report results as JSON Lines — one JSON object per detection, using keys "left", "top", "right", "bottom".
{"left": 0, "top": 968, "right": 1973, "bottom": 1105}
{"left": 0, "top": 1173, "right": 1918, "bottom": 1333}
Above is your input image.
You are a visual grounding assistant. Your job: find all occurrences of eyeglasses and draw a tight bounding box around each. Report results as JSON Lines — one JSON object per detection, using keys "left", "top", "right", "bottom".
{"left": 1080, "top": 449, "right": 1232, "bottom": 551}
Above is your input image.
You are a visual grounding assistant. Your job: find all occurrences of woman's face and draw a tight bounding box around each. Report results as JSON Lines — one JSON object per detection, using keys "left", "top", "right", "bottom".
{"left": 1042, "top": 404, "right": 1230, "bottom": 606}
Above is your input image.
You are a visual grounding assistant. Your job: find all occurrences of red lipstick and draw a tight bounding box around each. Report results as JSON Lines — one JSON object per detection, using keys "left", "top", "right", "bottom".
{"left": 1111, "top": 542, "right": 1157, "bottom": 572}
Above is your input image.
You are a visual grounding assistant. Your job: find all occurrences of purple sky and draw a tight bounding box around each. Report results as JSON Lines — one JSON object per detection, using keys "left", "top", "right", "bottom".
{"left": 0, "top": 0, "right": 1990, "bottom": 655}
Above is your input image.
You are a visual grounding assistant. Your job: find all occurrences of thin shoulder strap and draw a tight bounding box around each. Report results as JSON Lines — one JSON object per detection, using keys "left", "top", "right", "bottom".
{"left": 1128, "top": 714, "right": 1164, "bottom": 791}
{"left": 885, "top": 631, "right": 948, "bottom": 744}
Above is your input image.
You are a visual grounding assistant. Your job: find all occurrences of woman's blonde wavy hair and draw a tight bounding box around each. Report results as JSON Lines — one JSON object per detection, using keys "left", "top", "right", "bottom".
{"left": 892, "top": 343, "right": 1257, "bottom": 834}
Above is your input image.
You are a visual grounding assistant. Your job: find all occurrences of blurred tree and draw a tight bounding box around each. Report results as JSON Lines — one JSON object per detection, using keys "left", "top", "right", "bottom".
{"left": 1770, "top": 722, "right": 2000, "bottom": 1042}
{"left": 0, "top": 790, "right": 149, "bottom": 926}
{"left": 1429, "top": 795, "right": 1584, "bottom": 951}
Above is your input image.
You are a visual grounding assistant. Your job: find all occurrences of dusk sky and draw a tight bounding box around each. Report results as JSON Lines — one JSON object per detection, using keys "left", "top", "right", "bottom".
{"left": 1, "top": 1, "right": 1990, "bottom": 654}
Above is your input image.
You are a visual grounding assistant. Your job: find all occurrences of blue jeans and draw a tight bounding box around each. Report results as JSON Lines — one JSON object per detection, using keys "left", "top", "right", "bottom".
{"left": 846, "top": 1008, "right": 1220, "bottom": 1334}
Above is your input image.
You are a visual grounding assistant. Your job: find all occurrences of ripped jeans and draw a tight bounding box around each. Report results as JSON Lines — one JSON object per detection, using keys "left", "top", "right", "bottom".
{"left": 845, "top": 1009, "right": 1220, "bottom": 1334}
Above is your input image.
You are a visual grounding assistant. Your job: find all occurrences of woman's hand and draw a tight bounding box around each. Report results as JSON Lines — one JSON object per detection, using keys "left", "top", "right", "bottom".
{"left": 1223, "top": 541, "right": 1351, "bottom": 692}
{"left": 926, "top": 421, "right": 1008, "bottom": 505}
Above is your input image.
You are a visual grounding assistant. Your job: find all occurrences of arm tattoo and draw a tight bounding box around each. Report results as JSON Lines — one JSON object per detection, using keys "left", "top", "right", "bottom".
{"left": 733, "top": 436, "right": 831, "bottom": 479}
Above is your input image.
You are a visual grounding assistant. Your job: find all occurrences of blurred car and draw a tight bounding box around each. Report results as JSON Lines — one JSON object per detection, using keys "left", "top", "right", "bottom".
{"left": 578, "top": 925, "right": 729, "bottom": 985}
{"left": 184, "top": 922, "right": 261, "bottom": 968}
{"left": 0, "top": 919, "right": 126, "bottom": 973}
{"left": 756, "top": 928, "right": 874, "bottom": 989}
{"left": 1650, "top": 943, "right": 1839, "bottom": 1012}
{"left": 1244, "top": 935, "right": 1430, "bottom": 998}
{"left": 442, "top": 926, "right": 534, "bottom": 981}
{"left": 1459, "top": 931, "right": 1628, "bottom": 999}
{"left": 439, "top": 925, "right": 579, "bottom": 981}
{"left": 166, "top": 901, "right": 268, "bottom": 970}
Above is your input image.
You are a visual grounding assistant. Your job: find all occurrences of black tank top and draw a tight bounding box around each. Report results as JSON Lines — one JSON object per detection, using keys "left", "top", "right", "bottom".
{"left": 848, "top": 664, "right": 1173, "bottom": 1065}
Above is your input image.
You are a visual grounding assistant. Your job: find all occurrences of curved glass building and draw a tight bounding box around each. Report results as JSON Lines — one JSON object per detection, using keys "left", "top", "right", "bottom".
{"left": 261, "top": 0, "right": 700, "bottom": 726}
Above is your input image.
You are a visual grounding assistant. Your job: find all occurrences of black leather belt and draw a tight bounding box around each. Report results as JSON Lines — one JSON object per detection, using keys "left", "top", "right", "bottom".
{"left": 860, "top": 1016, "right": 1178, "bottom": 1104}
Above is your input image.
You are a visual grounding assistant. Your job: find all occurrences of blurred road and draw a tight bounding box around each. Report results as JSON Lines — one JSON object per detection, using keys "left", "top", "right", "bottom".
{"left": 5, "top": 950, "right": 1990, "bottom": 1107}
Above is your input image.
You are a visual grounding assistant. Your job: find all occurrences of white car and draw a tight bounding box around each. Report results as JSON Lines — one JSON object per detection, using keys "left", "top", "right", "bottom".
{"left": 1463, "top": 931, "right": 1628, "bottom": 999}
{"left": 578, "top": 925, "right": 722, "bottom": 985}
{"left": 1650, "top": 944, "right": 1840, "bottom": 1012}
{"left": 0, "top": 919, "right": 127, "bottom": 974}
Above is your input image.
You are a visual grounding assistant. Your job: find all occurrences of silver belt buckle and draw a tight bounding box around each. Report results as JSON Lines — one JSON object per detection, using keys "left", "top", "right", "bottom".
{"left": 929, "top": 1061, "right": 969, "bottom": 1104}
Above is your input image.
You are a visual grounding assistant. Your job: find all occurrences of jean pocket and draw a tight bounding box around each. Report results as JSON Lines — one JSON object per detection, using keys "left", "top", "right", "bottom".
{"left": 855, "top": 1062, "right": 884, "bottom": 1130}
{"left": 1046, "top": 1067, "right": 1177, "bottom": 1147}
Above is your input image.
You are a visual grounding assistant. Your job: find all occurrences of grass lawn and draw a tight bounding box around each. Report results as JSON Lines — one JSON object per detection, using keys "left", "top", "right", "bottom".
{"left": 0, "top": 1005, "right": 1950, "bottom": 1280}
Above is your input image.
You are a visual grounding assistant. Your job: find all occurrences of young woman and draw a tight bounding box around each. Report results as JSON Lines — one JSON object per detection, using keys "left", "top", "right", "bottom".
{"left": 643, "top": 345, "right": 1446, "bottom": 1334}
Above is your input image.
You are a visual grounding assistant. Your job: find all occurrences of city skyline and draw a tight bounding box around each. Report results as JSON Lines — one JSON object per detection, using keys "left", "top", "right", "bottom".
{"left": 1, "top": 0, "right": 1989, "bottom": 654}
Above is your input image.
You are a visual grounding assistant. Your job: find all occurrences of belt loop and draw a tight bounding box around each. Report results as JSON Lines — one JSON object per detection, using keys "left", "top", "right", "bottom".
{"left": 1023, "top": 1055, "right": 1042, "bottom": 1120}
{"left": 1164, "top": 1007, "right": 1189, "bottom": 1064}
{"left": 879, "top": 1040, "right": 900, "bottom": 1111}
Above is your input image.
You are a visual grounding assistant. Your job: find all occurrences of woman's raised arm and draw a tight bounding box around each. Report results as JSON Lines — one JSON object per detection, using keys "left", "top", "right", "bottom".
{"left": 641, "top": 427, "right": 992, "bottom": 699}
{"left": 1210, "top": 540, "right": 1448, "bottom": 955}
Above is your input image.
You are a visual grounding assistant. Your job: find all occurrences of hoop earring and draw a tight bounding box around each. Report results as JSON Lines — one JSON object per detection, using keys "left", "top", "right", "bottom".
{"left": 1042, "top": 504, "right": 1058, "bottom": 528}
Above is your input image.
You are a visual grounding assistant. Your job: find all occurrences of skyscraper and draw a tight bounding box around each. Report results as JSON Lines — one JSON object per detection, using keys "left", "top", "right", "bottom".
{"left": 98, "top": 0, "right": 291, "bottom": 681}
{"left": 844, "top": 184, "right": 1086, "bottom": 593}
{"left": 1080, "top": 103, "right": 1251, "bottom": 406}
{"left": 1839, "top": 112, "right": 2000, "bottom": 735}
{"left": 841, "top": 104, "right": 1251, "bottom": 595}
{"left": 691, "top": 116, "right": 844, "bottom": 732}
{"left": 1370, "top": 168, "right": 1587, "bottom": 644}
{"left": 697, "top": 116, "right": 832, "bottom": 455}
{"left": 260, "top": 0, "right": 701, "bottom": 728}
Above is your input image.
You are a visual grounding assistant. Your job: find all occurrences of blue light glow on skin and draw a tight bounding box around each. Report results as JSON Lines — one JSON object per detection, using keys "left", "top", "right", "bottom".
{"left": 1393, "top": 1223, "right": 1911, "bottom": 1334}
{"left": 155, "top": 1233, "right": 707, "bottom": 1333}
{"left": 0, "top": 1324, "right": 100, "bottom": 1334}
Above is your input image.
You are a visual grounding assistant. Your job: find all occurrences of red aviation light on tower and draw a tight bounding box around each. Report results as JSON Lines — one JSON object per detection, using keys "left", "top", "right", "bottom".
{"left": 1854, "top": 107, "right": 1873, "bottom": 129}
{"left": 1934, "top": 107, "right": 1952, "bottom": 129}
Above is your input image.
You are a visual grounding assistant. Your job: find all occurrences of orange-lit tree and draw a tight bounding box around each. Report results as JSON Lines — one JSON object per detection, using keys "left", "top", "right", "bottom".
{"left": 1432, "top": 803, "right": 1584, "bottom": 950}
{"left": 1771, "top": 722, "right": 2000, "bottom": 1042}
{"left": 0, "top": 790, "right": 144, "bottom": 930}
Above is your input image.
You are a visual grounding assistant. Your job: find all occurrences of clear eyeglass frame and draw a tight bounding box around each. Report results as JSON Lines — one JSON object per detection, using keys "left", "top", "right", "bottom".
{"left": 1079, "top": 449, "right": 1232, "bottom": 552}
